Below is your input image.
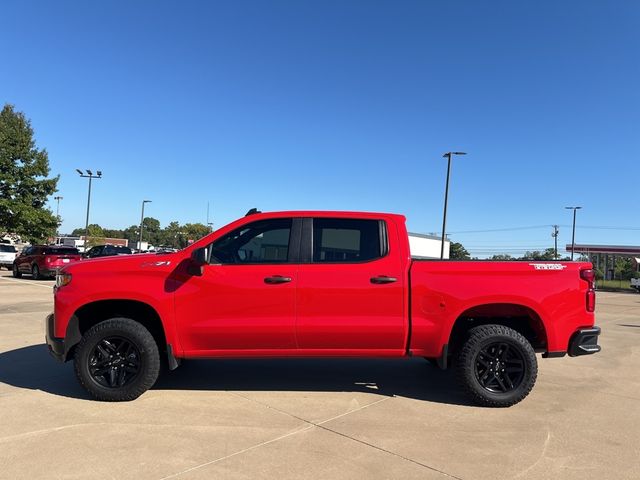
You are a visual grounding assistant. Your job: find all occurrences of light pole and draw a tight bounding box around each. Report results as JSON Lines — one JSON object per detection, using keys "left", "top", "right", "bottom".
{"left": 139, "top": 200, "right": 152, "bottom": 251}
{"left": 565, "top": 206, "right": 582, "bottom": 260}
{"left": 76, "top": 169, "right": 102, "bottom": 248}
{"left": 440, "top": 151, "right": 467, "bottom": 259}
{"left": 54, "top": 196, "right": 63, "bottom": 236}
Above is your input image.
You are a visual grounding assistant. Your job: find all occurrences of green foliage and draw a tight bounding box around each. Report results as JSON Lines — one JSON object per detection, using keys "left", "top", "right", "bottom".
{"left": 69, "top": 219, "right": 212, "bottom": 249}
{"left": 521, "top": 248, "right": 557, "bottom": 261}
{"left": 71, "top": 224, "right": 104, "bottom": 238}
{"left": 614, "top": 257, "right": 636, "bottom": 281}
{"left": 449, "top": 241, "right": 470, "bottom": 260}
{"left": 0, "top": 104, "right": 59, "bottom": 243}
{"left": 489, "top": 254, "right": 514, "bottom": 261}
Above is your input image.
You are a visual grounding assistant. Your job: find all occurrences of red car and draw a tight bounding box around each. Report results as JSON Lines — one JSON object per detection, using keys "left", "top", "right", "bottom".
{"left": 13, "top": 245, "right": 81, "bottom": 280}
{"left": 46, "top": 211, "right": 600, "bottom": 406}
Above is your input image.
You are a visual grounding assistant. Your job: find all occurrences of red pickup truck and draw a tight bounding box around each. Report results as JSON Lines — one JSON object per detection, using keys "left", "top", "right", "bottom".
{"left": 46, "top": 211, "right": 600, "bottom": 407}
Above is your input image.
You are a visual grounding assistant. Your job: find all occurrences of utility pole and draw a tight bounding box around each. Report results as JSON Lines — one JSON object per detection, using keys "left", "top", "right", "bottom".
{"left": 440, "top": 152, "right": 467, "bottom": 259}
{"left": 76, "top": 169, "right": 102, "bottom": 248}
{"left": 551, "top": 225, "right": 559, "bottom": 260}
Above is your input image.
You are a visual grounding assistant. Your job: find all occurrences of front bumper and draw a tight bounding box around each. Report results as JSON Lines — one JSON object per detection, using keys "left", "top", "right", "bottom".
{"left": 568, "top": 326, "right": 601, "bottom": 357}
{"left": 45, "top": 313, "right": 66, "bottom": 362}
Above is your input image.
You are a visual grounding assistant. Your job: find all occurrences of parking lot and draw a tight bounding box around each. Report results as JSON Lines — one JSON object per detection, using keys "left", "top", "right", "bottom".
{"left": 0, "top": 270, "right": 638, "bottom": 480}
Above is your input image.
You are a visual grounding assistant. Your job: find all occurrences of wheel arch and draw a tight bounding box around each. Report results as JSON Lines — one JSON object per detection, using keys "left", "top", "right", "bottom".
{"left": 445, "top": 303, "right": 548, "bottom": 364}
{"left": 66, "top": 299, "right": 168, "bottom": 361}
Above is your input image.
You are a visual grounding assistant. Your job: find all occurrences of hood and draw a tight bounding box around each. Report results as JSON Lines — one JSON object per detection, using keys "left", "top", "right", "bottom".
{"left": 61, "top": 252, "right": 181, "bottom": 275}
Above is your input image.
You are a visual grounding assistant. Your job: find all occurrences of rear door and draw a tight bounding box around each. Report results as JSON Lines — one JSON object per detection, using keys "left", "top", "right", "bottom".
{"left": 296, "top": 217, "right": 406, "bottom": 353}
{"left": 18, "top": 246, "right": 36, "bottom": 272}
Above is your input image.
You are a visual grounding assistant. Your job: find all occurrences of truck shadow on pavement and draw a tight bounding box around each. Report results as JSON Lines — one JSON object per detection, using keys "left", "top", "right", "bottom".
{"left": 0, "top": 344, "right": 473, "bottom": 406}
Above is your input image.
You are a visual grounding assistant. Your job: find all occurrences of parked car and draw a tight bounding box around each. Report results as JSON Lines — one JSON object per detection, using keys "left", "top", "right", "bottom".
{"left": 46, "top": 210, "right": 600, "bottom": 406}
{"left": 0, "top": 244, "right": 18, "bottom": 269}
{"left": 631, "top": 278, "right": 640, "bottom": 292}
{"left": 13, "top": 245, "right": 81, "bottom": 279}
{"left": 83, "top": 245, "right": 133, "bottom": 259}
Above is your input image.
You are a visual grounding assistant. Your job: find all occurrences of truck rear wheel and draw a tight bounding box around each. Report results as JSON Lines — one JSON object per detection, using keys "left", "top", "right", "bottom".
{"left": 74, "top": 318, "right": 160, "bottom": 401}
{"left": 456, "top": 324, "right": 537, "bottom": 407}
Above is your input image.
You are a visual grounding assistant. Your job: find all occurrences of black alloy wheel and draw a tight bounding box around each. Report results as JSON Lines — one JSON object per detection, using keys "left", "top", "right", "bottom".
{"left": 456, "top": 324, "right": 537, "bottom": 407}
{"left": 74, "top": 318, "right": 160, "bottom": 401}
{"left": 88, "top": 336, "right": 141, "bottom": 388}
{"left": 474, "top": 342, "right": 525, "bottom": 393}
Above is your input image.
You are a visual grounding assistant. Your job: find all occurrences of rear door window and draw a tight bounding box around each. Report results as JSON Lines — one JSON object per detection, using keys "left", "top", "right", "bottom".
{"left": 312, "top": 219, "right": 384, "bottom": 263}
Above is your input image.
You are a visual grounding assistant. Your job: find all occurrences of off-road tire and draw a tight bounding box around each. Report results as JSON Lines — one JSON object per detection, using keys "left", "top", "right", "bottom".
{"left": 74, "top": 318, "right": 160, "bottom": 401}
{"left": 12, "top": 263, "right": 22, "bottom": 278}
{"left": 456, "top": 324, "right": 537, "bottom": 407}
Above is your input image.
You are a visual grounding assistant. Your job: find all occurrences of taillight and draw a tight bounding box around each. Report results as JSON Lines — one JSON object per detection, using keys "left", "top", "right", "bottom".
{"left": 580, "top": 268, "right": 596, "bottom": 312}
{"left": 580, "top": 269, "right": 595, "bottom": 284}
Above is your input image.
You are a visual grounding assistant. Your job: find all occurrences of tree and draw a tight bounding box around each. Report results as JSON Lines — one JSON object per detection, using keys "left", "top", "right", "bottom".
{"left": 489, "top": 254, "right": 514, "bottom": 261}
{"left": 182, "top": 223, "right": 210, "bottom": 244}
{"left": 141, "top": 217, "right": 161, "bottom": 245}
{"left": 449, "top": 242, "right": 470, "bottom": 260}
{"left": 521, "top": 248, "right": 557, "bottom": 261}
{"left": 123, "top": 225, "right": 140, "bottom": 245}
{"left": 0, "top": 104, "right": 59, "bottom": 242}
{"left": 614, "top": 257, "right": 635, "bottom": 281}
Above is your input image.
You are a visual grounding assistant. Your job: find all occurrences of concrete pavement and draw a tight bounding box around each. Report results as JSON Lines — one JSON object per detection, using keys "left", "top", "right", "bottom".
{"left": 0, "top": 270, "right": 638, "bottom": 479}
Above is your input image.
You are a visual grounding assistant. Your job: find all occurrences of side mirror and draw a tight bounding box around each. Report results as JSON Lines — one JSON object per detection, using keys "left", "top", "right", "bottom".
{"left": 187, "top": 247, "right": 208, "bottom": 276}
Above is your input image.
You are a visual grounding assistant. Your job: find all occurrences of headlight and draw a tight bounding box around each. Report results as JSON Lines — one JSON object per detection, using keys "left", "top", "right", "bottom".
{"left": 56, "top": 272, "right": 72, "bottom": 288}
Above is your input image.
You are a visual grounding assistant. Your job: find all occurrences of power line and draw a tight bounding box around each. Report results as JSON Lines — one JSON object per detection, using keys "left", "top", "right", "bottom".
{"left": 449, "top": 225, "right": 550, "bottom": 234}
{"left": 449, "top": 224, "right": 640, "bottom": 234}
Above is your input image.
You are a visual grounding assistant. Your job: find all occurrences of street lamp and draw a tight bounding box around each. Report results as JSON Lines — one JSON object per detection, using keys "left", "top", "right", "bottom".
{"left": 565, "top": 206, "right": 582, "bottom": 260}
{"left": 139, "top": 200, "right": 152, "bottom": 251}
{"left": 54, "top": 196, "right": 63, "bottom": 236}
{"left": 440, "top": 151, "right": 467, "bottom": 259}
{"left": 76, "top": 169, "right": 102, "bottom": 247}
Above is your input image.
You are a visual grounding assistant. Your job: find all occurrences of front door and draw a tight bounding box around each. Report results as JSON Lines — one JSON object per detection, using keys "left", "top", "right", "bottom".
{"left": 175, "top": 218, "right": 300, "bottom": 355}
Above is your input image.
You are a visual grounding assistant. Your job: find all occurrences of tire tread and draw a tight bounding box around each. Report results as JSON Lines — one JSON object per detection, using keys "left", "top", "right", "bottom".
{"left": 456, "top": 324, "right": 537, "bottom": 408}
{"left": 74, "top": 318, "right": 160, "bottom": 401}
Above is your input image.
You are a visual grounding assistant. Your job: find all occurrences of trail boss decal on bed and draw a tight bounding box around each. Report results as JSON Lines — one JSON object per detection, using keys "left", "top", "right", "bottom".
{"left": 529, "top": 263, "right": 567, "bottom": 270}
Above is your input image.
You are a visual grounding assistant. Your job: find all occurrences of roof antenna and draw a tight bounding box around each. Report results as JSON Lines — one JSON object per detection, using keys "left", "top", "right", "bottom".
{"left": 245, "top": 208, "right": 261, "bottom": 216}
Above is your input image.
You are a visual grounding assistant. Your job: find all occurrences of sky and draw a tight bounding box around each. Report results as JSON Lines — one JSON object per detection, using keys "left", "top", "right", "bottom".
{"left": 1, "top": 1, "right": 638, "bottom": 257}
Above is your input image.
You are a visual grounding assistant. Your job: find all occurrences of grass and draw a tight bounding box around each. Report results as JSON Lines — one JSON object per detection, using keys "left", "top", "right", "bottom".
{"left": 596, "top": 279, "right": 638, "bottom": 292}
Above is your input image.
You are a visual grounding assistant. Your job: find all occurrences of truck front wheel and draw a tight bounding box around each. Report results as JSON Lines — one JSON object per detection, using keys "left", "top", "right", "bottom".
{"left": 74, "top": 318, "right": 160, "bottom": 401}
{"left": 456, "top": 324, "right": 537, "bottom": 407}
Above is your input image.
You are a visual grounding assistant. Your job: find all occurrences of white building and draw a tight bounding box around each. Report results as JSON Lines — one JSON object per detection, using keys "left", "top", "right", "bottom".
{"left": 408, "top": 233, "right": 450, "bottom": 259}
